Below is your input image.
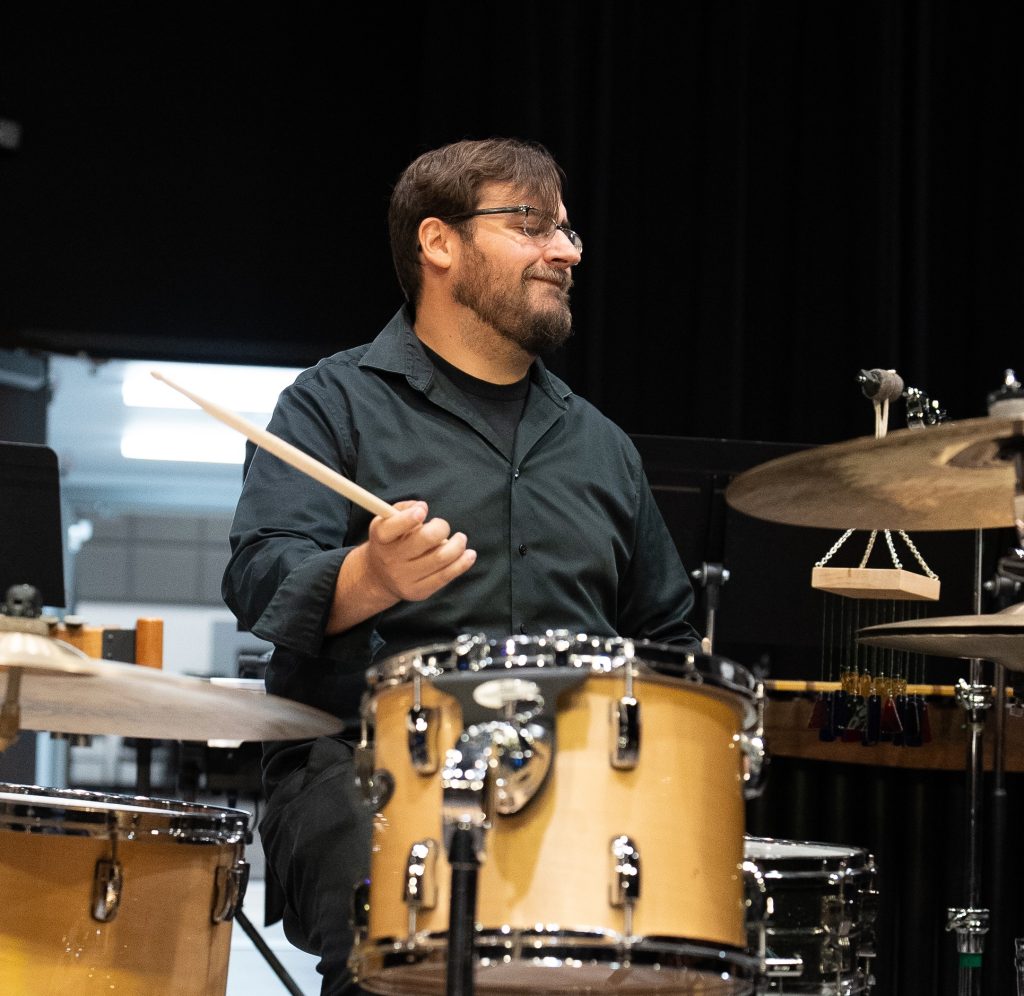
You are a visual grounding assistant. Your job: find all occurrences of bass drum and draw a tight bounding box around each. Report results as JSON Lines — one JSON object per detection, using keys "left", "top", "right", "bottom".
{"left": 352, "top": 631, "right": 766, "bottom": 995}
{"left": 0, "top": 783, "right": 251, "bottom": 996}
{"left": 744, "top": 836, "right": 878, "bottom": 994}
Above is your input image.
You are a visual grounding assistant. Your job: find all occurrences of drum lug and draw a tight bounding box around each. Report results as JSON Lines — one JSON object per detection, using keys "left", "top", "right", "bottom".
{"left": 859, "top": 855, "right": 880, "bottom": 962}
{"left": 404, "top": 838, "right": 438, "bottom": 909}
{"left": 609, "top": 834, "right": 641, "bottom": 904}
{"left": 406, "top": 704, "right": 439, "bottom": 774}
{"left": 403, "top": 838, "right": 438, "bottom": 936}
{"left": 355, "top": 737, "right": 395, "bottom": 811}
{"left": 609, "top": 834, "right": 641, "bottom": 936}
{"left": 741, "top": 857, "right": 768, "bottom": 968}
{"left": 819, "top": 879, "right": 858, "bottom": 975}
{"left": 609, "top": 696, "right": 640, "bottom": 769}
{"left": 212, "top": 857, "right": 250, "bottom": 923}
{"left": 91, "top": 857, "right": 123, "bottom": 923}
{"left": 735, "top": 729, "right": 769, "bottom": 799}
{"left": 748, "top": 849, "right": 805, "bottom": 979}
{"left": 737, "top": 682, "right": 769, "bottom": 799}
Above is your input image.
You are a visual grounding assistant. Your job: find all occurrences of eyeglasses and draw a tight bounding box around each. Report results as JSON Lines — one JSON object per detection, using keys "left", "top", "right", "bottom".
{"left": 443, "top": 205, "right": 582, "bottom": 253}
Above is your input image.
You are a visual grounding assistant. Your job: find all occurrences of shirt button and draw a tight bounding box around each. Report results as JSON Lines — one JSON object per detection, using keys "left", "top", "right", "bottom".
{"left": 518, "top": 544, "right": 527, "bottom": 556}
{"left": 513, "top": 470, "right": 520, "bottom": 480}
{"left": 519, "top": 623, "right": 528, "bottom": 634}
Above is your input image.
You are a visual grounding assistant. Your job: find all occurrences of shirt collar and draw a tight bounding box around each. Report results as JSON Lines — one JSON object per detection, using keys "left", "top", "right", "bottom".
{"left": 360, "top": 305, "right": 572, "bottom": 407}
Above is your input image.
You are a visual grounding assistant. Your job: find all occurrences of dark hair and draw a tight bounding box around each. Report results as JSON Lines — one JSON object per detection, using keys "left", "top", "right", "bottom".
{"left": 388, "top": 137, "right": 566, "bottom": 308}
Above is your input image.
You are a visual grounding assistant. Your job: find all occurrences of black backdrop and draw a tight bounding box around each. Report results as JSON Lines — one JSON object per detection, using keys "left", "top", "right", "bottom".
{"left": 4, "top": 4, "right": 1024, "bottom": 994}
{"left": 3, "top": 3, "right": 1023, "bottom": 444}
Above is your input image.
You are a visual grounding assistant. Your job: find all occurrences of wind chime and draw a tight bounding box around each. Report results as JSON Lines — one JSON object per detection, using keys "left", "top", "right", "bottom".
{"left": 808, "top": 369, "right": 941, "bottom": 746}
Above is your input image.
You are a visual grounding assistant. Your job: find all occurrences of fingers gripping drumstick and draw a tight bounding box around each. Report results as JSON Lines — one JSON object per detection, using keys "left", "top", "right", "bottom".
{"left": 150, "top": 371, "right": 396, "bottom": 519}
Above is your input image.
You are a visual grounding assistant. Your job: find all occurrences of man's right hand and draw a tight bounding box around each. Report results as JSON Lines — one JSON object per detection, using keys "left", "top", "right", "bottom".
{"left": 326, "top": 500, "right": 476, "bottom": 634}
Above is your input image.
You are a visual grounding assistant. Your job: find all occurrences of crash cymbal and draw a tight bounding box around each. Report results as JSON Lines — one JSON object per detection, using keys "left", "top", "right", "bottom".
{"left": 0, "top": 630, "right": 343, "bottom": 741}
{"left": 857, "top": 602, "right": 1024, "bottom": 671}
{"left": 725, "top": 415, "right": 1024, "bottom": 531}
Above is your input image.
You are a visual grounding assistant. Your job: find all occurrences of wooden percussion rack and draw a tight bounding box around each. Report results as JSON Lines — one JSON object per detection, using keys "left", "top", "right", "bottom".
{"left": 763, "top": 678, "right": 1024, "bottom": 772}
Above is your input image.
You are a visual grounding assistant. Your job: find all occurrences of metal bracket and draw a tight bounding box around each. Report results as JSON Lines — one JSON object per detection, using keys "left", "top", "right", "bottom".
{"left": 954, "top": 680, "right": 993, "bottom": 714}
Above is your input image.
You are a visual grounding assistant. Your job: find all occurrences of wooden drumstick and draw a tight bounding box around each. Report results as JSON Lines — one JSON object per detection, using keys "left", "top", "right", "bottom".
{"left": 150, "top": 371, "right": 396, "bottom": 519}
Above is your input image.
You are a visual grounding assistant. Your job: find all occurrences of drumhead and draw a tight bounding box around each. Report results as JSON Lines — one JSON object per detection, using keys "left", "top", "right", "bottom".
{"left": 368, "top": 631, "right": 759, "bottom": 723}
{"left": 745, "top": 835, "right": 868, "bottom": 872}
{"left": 0, "top": 782, "right": 250, "bottom": 843}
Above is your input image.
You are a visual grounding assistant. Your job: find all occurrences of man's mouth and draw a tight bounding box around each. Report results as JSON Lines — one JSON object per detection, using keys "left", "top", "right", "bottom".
{"left": 529, "top": 272, "right": 571, "bottom": 291}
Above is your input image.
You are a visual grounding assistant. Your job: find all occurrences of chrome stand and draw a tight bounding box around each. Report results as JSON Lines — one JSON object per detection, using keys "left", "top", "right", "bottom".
{"left": 945, "top": 531, "right": 989, "bottom": 996}
{"left": 946, "top": 678, "right": 990, "bottom": 996}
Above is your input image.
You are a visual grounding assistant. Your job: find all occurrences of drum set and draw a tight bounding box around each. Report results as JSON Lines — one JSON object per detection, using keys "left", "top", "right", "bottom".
{"left": 0, "top": 619, "right": 880, "bottom": 996}
{"left": 7, "top": 380, "right": 1024, "bottom": 995}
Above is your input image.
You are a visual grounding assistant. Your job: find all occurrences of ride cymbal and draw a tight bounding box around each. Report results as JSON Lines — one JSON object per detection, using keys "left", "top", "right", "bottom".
{"left": 0, "top": 630, "right": 343, "bottom": 741}
{"left": 725, "top": 415, "right": 1024, "bottom": 531}
{"left": 857, "top": 603, "right": 1024, "bottom": 671}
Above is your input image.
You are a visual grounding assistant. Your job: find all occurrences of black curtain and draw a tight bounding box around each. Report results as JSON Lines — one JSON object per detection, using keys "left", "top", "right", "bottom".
{"left": 3, "top": 2, "right": 1022, "bottom": 444}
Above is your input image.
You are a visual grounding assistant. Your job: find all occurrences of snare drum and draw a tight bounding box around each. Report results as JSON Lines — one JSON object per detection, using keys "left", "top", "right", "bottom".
{"left": 744, "top": 836, "right": 878, "bottom": 994}
{"left": 352, "top": 632, "right": 765, "bottom": 994}
{"left": 0, "top": 783, "right": 250, "bottom": 996}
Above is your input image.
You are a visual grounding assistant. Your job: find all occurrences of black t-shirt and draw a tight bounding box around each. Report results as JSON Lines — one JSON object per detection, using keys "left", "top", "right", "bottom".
{"left": 420, "top": 342, "right": 529, "bottom": 461}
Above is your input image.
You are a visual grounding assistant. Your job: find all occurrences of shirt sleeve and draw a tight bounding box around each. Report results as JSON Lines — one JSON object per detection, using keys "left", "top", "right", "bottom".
{"left": 616, "top": 456, "right": 704, "bottom": 650}
{"left": 220, "top": 376, "right": 381, "bottom": 669}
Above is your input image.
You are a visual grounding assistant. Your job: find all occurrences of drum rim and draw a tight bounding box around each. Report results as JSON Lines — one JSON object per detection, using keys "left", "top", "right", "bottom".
{"left": 367, "top": 632, "right": 759, "bottom": 709}
{"left": 0, "top": 781, "right": 251, "bottom": 843}
{"left": 745, "top": 834, "right": 869, "bottom": 860}
{"left": 744, "top": 834, "right": 874, "bottom": 880}
{"left": 354, "top": 927, "right": 761, "bottom": 989}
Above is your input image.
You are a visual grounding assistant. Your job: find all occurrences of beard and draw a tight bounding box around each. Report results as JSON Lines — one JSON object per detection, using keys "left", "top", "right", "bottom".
{"left": 452, "top": 240, "right": 574, "bottom": 356}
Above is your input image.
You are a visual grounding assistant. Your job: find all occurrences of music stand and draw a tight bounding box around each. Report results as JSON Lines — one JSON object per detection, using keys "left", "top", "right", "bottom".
{"left": 0, "top": 441, "right": 65, "bottom": 610}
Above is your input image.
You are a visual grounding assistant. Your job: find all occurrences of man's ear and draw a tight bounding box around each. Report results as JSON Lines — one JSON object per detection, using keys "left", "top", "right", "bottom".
{"left": 418, "top": 217, "right": 454, "bottom": 272}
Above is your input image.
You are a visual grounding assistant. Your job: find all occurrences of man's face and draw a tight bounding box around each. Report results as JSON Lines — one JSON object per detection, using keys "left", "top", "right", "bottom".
{"left": 449, "top": 184, "right": 580, "bottom": 356}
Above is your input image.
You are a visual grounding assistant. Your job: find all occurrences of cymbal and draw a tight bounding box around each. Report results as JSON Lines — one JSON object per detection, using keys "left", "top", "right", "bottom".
{"left": 0, "top": 630, "right": 344, "bottom": 741}
{"left": 725, "top": 415, "right": 1024, "bottom": 531}
{"left": 857, "top": 602, "right": 1024, "bottom": 671}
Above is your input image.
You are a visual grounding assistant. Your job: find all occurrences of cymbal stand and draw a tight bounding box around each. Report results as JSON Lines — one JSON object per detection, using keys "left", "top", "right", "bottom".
{"left": 993, "top": 438, "right": 1024, "bottom": 994}
{"left": 690, "top": 561, "right": 730, "bottom": 654}
{"left": 945, "top": 530, "right": 989, "bottom": 996}
{"left": 983, "top": 570, "right": 1020, "bottom": 996}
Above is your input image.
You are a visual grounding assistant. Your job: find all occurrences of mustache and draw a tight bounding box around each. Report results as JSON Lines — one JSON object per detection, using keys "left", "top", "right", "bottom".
{"left": 525, "top": 265, "right": 572, "bottom": 292}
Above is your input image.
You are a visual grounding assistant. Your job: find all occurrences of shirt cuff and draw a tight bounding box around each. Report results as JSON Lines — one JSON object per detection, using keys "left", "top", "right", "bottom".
{"left": 250, "top": 546, "right": 381, "bottom": 666}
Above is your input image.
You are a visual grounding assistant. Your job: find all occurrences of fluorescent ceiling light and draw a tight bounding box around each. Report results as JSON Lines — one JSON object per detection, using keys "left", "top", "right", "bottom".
{"left": 120, "top": 423, "right": 250, "bottom": 464}
{"left": 122, "top": 361, "right": 301, "bottom": 414}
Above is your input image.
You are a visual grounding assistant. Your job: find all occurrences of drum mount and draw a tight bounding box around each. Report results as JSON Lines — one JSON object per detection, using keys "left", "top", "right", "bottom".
{"left": 437, "top": 667, "right": 587, "bottom": 996}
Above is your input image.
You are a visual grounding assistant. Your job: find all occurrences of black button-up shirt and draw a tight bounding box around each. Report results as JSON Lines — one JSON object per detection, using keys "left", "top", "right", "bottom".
{"left": 223, "top": 306, "right": 700, "bottom": 731}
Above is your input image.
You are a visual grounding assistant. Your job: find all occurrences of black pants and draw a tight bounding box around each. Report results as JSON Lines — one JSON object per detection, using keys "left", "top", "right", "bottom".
{"left": 259, "top": 736, "right": 374, "bottom": 996}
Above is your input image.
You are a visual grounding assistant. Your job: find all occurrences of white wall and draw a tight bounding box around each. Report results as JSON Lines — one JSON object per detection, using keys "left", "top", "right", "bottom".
{"left": 75, "top": 600, "right": 241, "bottom": 676}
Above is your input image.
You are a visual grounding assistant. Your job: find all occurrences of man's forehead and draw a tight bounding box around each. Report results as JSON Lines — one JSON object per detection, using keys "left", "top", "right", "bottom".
{"left": 477, "top": 181, "right": 566, "bottom": 217}
{"left": 477, "top": 180, "right": 524, "bottom": 204}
